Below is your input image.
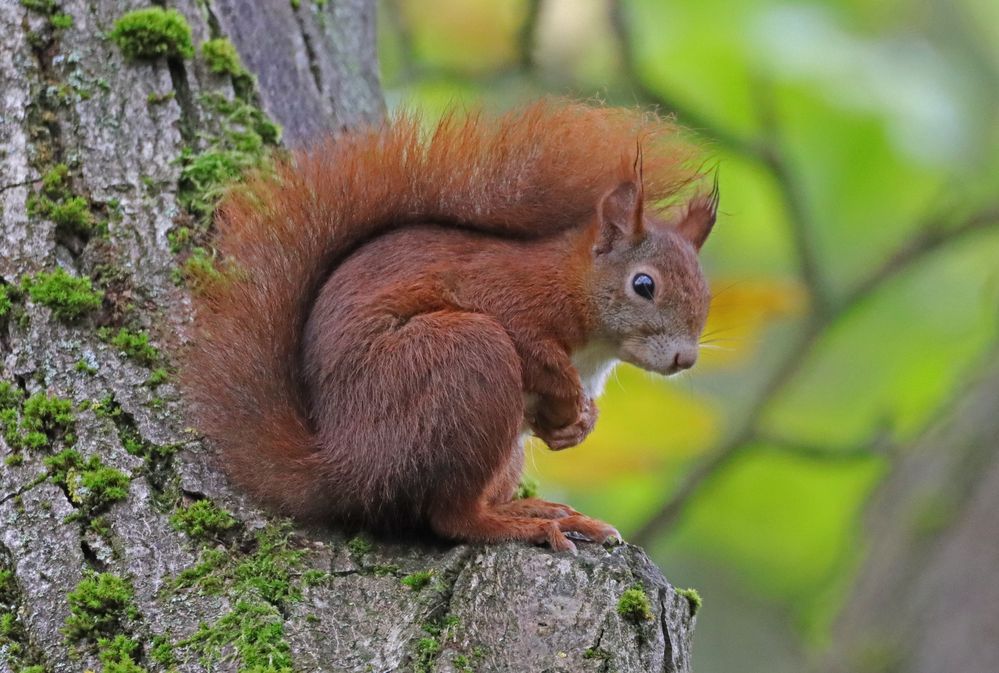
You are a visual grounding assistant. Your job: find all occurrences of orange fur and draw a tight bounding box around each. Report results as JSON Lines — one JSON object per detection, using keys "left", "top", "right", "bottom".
{"left": 182, "top": 98, "right": 713, "bottom": 550}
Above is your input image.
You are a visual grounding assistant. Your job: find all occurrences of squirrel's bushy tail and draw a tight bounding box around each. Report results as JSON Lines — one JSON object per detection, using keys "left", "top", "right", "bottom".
{"left": 181, "top": 99, "right": 702, "bottom": 520}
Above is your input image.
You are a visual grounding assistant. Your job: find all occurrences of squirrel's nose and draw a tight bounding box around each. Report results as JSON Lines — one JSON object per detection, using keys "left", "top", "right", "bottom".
{"left": 672, "top": 348, "right": 697, "bottom": 372}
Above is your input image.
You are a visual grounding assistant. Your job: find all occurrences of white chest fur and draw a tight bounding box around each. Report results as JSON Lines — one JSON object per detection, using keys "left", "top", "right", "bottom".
{"left": 571, "top": 340, "right": 620, "bottom": 400}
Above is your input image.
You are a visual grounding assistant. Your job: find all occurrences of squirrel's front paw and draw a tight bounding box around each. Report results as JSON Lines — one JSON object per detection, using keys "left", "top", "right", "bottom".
{"left": 533, "top": 397, "right": 598, "bottom": 451}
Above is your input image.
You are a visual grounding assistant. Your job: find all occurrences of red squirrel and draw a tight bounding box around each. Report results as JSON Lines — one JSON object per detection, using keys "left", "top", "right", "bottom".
{"left": 182, "top": 100, "right": 717, "bottom": 552}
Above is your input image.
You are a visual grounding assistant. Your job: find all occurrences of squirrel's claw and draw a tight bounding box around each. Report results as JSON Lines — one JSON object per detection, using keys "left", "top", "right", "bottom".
{"left": 545, "top": 521, "right": 578, "bottom": 553}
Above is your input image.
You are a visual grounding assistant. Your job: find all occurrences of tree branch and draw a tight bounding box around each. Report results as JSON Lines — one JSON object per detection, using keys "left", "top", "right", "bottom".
{"left": 517, "top": 0, "right": 543, "bottom": 71}
{"left": 753, "top": 79, "right": 832, "bottom": 315}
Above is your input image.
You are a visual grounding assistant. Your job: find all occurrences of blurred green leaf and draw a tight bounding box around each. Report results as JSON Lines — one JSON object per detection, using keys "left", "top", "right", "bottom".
{"left": 765, "top": 229, "right": 999, "bottom": 447}
{"left": 659, "top": 444, "right": 885, "bottom": 629}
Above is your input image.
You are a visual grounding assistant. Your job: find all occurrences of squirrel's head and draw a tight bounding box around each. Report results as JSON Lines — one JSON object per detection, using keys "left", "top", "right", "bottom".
{"left": 588, "top": 177, "right": 718, "bottom": 376}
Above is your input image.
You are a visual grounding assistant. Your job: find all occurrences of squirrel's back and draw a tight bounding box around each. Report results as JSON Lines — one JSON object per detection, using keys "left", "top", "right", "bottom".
{"left": 181, "top": 99, "right": 701, "bottom": 521}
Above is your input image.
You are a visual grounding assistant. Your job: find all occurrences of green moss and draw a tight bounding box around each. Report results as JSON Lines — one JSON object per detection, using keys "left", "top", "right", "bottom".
{"left": 27, "top": 164, "right": 95, "bottom": 236}
{"left": 49, "top": 196, "right": 92, "bottom": 233}
{"left": 101, "top": 327, "right": 159, "bottom": 367}
{"left": 64, "top": 572, "right": 138, "bottom": 642}
{"left": 168, "top": 523, "right": 313, "bottom": 669}
{"left": 201, "top": 38, "right": 243, "bottom": 77}
{"left": 145, "top": 368, "right": 168, "bottom": 387}
{"left": 583, "top": 646, "right": 610, "bottom": 660}
{"left": 43, "top": 449, "right": 130, "bottom": 515}
{"left": 203, "top": 92, "right": 281, "bottom": 145}
{"left": 168, "top": 236, "right": 216, "bottom": 280}
{"left": 0, "top": 382, "right": 22, "bottom": 410}
{"left": 1, "top": 390, "right": 75, "bottom": 452}
{"left": 234, "top": 525, "right": 304, "bottom": 605}
{"left": 50, "top": 12, "right": 72, "bottom": 29}
{"left": 346, "top": 535, "right": 373, "bottom": 557}
{"left": 43, "top": 448, "right": 80, "bottom": 483}
{"left": 166, "top": 225, "right": 191, "bottom": 253}
{"left": 90, "top": 395, "right": 114, "bottom": 418}
{"left": 89, "top": 515, "right": 111, "bottom": 539}
{"left": 290, "top": 0, "right": 301, "bottom": 9}
{"left": 301, "top": 569, "right": 330, "bottom": 587}
{"left": 22, "top": 391, "right": 74, "bottom": 435}
{"left": 0, "top": 285, "right": 11, "bottom": 317}
{"left": 426, "top": 614, "right": 459, "bottom": 635}
{"left": 182, "top": 600, "right": 292, "bottom": 672}
{"left": 513, "top": 476, "right": 539, "bottom": 500}
{"left": 170, "top": 499, "right": 237, "bottom": 541}
{"left": 172, "top": 548, "right": 228, "bottom": 593}
{"left": 677, "top": 587, "right": 702, "bottom": 617}
{"left": 109, "top": 8, "right": 194, "bottom": 60}
{"left": 172, "top": 523, "right": 303, "bottom": 603}
{"left": 617, "top": 586, "right": 654, "bottom": 624}
{"left": 0, "top": 406, "right": 21, "bottom": 451}
{"left": 356, "top": 556, "right": 390, "bottom": 573}
{"left": 452, "top": 653, "right": 474, "bottom": 672}
{"left": 413, "top": 615, "right": 459, "bottom": 673}
{"left": 174, "top": 93, "right": 281, "bottom": 227}
{"left": 401, "top": 570, "right": 433, "bottom": 590}
{"left": 19, "top": 0, "right": 57, "bottom": 15}
{"left": 69, "top": 463, "right": 130, "bottom": 512}
{"left": 177, "top": 151, "right": 243, "bottom": 217}
{"left": 1, "top": 409, "right": 21, "bottom": 449}
{"left": 21, "top": 268, "right": 102, "bottom": 321}
{"left": 0, "top": 612, "right": 16, "bottom": 638}
{"left": 173, "top": 246, "right": 213, "bottom": 282}
{"left": 96, "top": 635, "right": 144, "bottom": 673}
{"left": 41, "top": 164, "right": 68, "bottom": 193}
{"left": 146, "top": 90, "right": 175, "bottom": 105}
{"left": 414, "top": 637, "right": 441, "bottom": 672}
{"left": 149, "top": 635, "right": 175, "bottom": 666}
{"left": 74, "top": 359, "right": 97, "bottom": 376}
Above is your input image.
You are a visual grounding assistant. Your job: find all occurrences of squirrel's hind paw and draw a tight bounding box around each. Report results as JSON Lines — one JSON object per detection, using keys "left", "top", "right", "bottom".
{"left": 558, "top": 515, "right": 621, "bottom": 547}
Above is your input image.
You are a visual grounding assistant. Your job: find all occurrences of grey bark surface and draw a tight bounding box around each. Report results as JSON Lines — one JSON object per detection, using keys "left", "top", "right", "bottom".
{"left": 822, "top": 352, "right": 999, "bottom": 673}
{"left": 0, "top": 2, "right": 696, "bottom": 672}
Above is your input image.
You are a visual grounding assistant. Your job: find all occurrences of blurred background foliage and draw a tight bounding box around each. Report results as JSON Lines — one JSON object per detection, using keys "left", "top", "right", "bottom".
{"left": 377, "top": 1, "right": 999, "bottom": 671}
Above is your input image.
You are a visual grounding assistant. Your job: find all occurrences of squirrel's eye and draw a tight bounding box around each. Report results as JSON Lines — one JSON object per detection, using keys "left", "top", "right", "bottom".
{"left": 631, "top": 273, "right": 656, "bottom": 301}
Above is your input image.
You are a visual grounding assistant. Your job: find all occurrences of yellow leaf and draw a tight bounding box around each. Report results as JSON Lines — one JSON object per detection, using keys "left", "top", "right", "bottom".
{"left": 698, "top": 276, "right": 807, "bottom": 368}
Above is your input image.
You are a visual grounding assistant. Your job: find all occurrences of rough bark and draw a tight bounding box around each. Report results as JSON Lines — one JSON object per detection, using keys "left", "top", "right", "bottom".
{"left": 0, "top": 2, "right": 696, "bottom": 672}
{"left": 823, "top": 351, "right": 999, "bottom": 673}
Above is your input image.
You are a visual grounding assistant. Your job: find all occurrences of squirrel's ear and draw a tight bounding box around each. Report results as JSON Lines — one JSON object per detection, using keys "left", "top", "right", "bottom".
{"left": 595, "top": 181, "right": 643, "bottom": 254}
{"left": 676, "top": 174, "right": 719, "bottom": 251}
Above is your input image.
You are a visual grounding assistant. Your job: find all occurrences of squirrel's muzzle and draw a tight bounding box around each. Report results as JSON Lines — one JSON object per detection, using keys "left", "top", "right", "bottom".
{"left": 620, "top": 336, "right": 698, "bottom": 376}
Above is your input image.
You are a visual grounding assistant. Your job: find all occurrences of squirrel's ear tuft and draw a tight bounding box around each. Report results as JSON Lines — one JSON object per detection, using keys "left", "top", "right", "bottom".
{"left": 676, "top": 173, "right": 719, "bottom": 251}
{"left": 595, "top": 181, "right": 643, "bottom": 254}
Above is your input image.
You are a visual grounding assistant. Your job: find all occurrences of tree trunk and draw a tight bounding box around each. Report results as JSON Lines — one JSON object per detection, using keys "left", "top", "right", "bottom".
{"left": 0, "top": 2, "right": 697, "bottom": 672}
